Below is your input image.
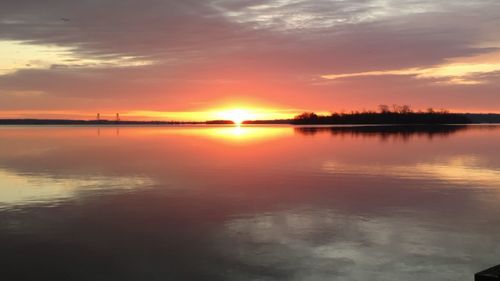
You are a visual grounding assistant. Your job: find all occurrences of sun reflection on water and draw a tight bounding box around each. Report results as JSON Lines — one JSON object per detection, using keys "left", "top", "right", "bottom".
{"left": 206, "top": 126, "right": 291, "bottom": 142}
{"left": 139, "top": 125, "right": 294, "bottom": 143}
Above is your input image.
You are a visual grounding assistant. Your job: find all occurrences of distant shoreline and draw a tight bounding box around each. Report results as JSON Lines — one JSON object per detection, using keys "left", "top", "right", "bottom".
{"left": 1, "top": 113, "right": 500, "bottom": 126}
{"left": 0, "top": 119, "right": 234, "bottom": 125}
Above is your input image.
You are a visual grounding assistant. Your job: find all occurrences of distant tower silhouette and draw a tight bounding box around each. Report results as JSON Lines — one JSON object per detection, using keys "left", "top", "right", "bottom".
{"left": 97, "top": 113, "right": 100, "bottom": 121}
{"left": 116, "top": 113, "right": 120, "bottom": 122}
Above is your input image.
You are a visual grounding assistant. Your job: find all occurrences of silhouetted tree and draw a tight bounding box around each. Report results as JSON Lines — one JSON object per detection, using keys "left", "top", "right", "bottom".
{"left": 294, "top": 112, "right": 319, "bottom": 120}
{"left": 400, "top": 105, "right": 412, "bottom": 114}
{"left": 290, "top": 105, "right": 472, "bottom": 125}
{"left": 379, "top": 104, "right": 391, "bottom": 114}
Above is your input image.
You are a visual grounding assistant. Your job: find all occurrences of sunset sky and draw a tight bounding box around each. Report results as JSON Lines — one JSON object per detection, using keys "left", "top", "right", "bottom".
{"left": 1, "top": 0, "right": 500, "bottom": 120}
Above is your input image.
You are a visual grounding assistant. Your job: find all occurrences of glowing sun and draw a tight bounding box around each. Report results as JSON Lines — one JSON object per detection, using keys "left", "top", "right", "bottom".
{"left": 218, "top": 109, "right": 254, "bottom": 125}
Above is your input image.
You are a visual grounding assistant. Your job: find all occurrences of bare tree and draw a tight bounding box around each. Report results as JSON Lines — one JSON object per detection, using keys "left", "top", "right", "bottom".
{"left": 400, "top": 105, "right": 412, "bottom": 114}
{"left": 379, "top": 104, "right": 390, "bottom": 113}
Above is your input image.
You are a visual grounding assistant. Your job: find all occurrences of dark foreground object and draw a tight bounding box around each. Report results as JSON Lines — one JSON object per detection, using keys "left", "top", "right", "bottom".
{"left": 476, "top": 265, "right": 500, "bottom": 281}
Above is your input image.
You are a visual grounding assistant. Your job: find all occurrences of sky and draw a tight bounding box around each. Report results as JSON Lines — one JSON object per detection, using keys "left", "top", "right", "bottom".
{"left": 1, "top": 0, "right": 500, "bottom": 120}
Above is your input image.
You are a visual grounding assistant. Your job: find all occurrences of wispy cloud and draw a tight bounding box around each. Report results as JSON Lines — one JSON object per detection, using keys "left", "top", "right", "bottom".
{"left": 0, "top": 40, "right": 153, "bottom": 75}
{"left": 322, "top": 61, "right": 500, "bottom": 85}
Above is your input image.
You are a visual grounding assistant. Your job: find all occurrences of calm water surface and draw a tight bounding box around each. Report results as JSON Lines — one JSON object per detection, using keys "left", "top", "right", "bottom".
{"left": 0, "top": 125, "right": 499, "bottom": 281}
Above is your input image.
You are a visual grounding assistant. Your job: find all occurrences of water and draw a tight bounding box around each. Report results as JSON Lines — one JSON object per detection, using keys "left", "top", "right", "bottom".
{"left": 0, "top": 125, "right": 499, "bottom": 281}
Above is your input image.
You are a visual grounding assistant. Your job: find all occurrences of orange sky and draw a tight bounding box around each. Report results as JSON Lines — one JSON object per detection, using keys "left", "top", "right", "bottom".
{"left": 1, "top": 1, "right": 500, "bottom": 120}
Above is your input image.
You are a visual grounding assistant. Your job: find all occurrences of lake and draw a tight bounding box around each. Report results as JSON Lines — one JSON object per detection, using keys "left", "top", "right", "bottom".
{"left": 0, "top": 125, "right": 499, "bottom": 281}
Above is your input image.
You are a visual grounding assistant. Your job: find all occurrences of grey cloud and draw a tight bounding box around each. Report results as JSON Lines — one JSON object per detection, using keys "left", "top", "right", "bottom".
{"left": 1, "top": 0, "right": 498, "bottom": 65}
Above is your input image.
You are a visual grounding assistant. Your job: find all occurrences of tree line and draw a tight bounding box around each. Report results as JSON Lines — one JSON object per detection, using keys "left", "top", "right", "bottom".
{"left": 292, "top": 105, "right": 471, "bottom": 125}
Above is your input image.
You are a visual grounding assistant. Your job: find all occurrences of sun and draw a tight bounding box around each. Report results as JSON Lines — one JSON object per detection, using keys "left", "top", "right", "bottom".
{"left": 218, "top": 109, "right": 253, "bottom": 125}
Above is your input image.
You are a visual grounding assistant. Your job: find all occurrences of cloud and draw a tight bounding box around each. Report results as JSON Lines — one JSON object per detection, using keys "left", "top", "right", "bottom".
{"left": 215, "top": 0, "right": 440, "bottom": 30}
{"left": 0, "top": 40, "right": 153, "bottom": 75}
{"left": 322, "top": 61, "right": 500, "bottom": 85}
